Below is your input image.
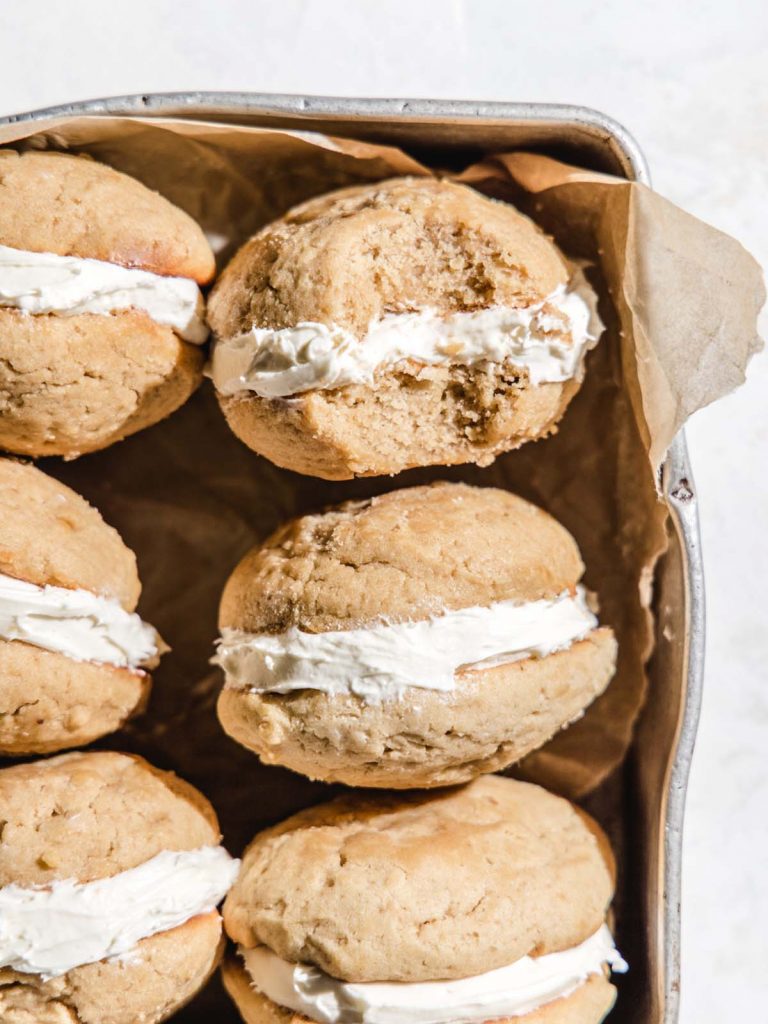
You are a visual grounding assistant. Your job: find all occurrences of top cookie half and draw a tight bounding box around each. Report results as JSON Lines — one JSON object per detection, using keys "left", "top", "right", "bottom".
{"left": 208, "top": 177, "right": 602, "bottom": 479}
{"left": 0, "top": 150, "right": 214, "bottom": 282}
{"left": 209, "top": 176, "right": 567, "bottom": 336}
{"left": 0, "top": 457, "right": 139, "bottom": 608}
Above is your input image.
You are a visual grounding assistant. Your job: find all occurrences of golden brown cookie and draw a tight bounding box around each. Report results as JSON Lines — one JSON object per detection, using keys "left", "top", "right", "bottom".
{"left": 0, "top": 457, "right": 138, "bottom": 602}
{"left": 222, "top": 777, "right": 624, "bottom": 1024}
{"left": 0, "top": 150, "right": 214, "bottom": 457}
{"left": 208, "top": 177, "right": 599, "bottom": 479}
{"left": 0, "top": 751, "right": 238, "bottom": 1024}
{"left": 215, "top": 483, "right": 617, "bottom": 787}
{"left": 0, "top": 308, "right": 204, "bottom": 457}
{"left": 0, "top": 150, "right": 213, "bottom": 283}
{"left": 0, "top": 751, "right": 218, "bottom": 885}
{"left": 0, "top": 459, "right": 162, "bottom": 754}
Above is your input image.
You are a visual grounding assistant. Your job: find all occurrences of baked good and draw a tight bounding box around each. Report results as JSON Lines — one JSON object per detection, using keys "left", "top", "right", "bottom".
{"left": 222, "top": 775, "right": 627, "bottom": 1024}
{"left": 0, "top": 750, "right": 239, "bottom": 1024}
{"left": 208, "top": 176, "right": 601, "bottom": 479}
{"left": 0, "top": 149, "right": 214, "bottom": 457}
{"left": 214, "top": 482, "right": 617, "bottom": 788}
{"left": 0, "top": 457, "right": 164, "bottom": 754}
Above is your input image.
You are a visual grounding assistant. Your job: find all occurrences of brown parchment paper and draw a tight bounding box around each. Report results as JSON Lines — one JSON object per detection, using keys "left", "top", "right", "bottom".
{"left": 0, "top": 114, "right": 762, "bottom": 1021}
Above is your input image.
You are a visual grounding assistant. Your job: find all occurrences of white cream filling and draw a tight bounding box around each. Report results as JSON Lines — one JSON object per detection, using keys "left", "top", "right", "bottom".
{"left": 240, "top": 924, "right": 628, "bottom": 1024}
{"left": 210, "top": 271, "right": 600, "bottom": 399}
{"left": 214, "top": 587, "right": 597, "bottom": 702}
{"left": 0, "top": 243, "right": 208, "bottom": 342}
{"left": 0, "top": 846, "right": 239, "bottom": 979}
{"left": 0, "top": 572, "right": 160, "bottom": 671}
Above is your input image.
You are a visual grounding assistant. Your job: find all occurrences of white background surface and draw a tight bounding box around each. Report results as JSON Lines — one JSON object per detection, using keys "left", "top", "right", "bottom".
{"left": 1, "top": 2, "right": 766, "bottom": 1019}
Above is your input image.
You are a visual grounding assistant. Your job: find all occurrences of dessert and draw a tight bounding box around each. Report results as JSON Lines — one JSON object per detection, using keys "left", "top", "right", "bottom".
{"left": 214, "top": 483, "right": 617, "bottom": 788}
{"left": 0, "top": 458, "right": 163, "bottom": 753}
{"left": 223, "top": 776, "right": 626, "bottom": 1024}
{"left": 0, "top": 751, "right": 239, "bottom": 1024}
{"left": 208, "top": 177, "right": 601, "bottom": 479}
{"left": 0, "top": 149, "right": 214, "bottom": 457}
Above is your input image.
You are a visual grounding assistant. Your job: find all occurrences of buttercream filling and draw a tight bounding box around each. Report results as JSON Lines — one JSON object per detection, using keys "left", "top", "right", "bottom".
{"left": 0, "top": 571, "right": 161, "bottom": 671}
{"left": 0, "top": 243, "right": 208, "bottom": 342}
{"left": 210, "top": 271, "right": 600, "bottom": 399}
{"left": 213, "top": 587, "right": 598, "bottom": 702}
{"left": 0, "top": 846, "right": 239, "bottom": 978}
{"left": 239, "top": 924, "right": 628, "bottom": 1024}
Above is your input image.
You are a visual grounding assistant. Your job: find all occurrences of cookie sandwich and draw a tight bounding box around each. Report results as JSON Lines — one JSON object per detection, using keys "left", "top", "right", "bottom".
{"left": 0, "top": 751, "right": 239, "bottom": 1024}
{"left": 0, "top": 149, "right": 214, "bottom": 457}
{"left": 0, "top": 458, "right": 164, "bottom": 754}
{"left": 208, "top": 176, "right": 601, "bottom": 479}
{"left": 214, "top": 483, "right": 617, "bottom": 788}
{"left": 222, "top": 775, "right": 627, "bottom": 1024}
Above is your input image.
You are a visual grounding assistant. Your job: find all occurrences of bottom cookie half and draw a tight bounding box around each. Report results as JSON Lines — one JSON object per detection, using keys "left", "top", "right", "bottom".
{"left": 218, "top": 362, "right": 580, "bottom": 480}
{"left": 0, "top": 640, "right": 150, "bottom": 755}
{"left": 0, "top": 308, "right": 203, "bottom": 458}
{"left": 221, "top": 957, "right": 617, "bottom": 1024}
{"left": 0, "top": 911, "right": 224, "bottom": 1024}
{"left": 217, "top": 629, "right": 617, "bottom": 788}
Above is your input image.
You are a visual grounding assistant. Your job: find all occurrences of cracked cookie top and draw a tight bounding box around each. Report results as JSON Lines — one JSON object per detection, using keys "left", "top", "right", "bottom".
{"left": 208, "top": 176, "right": 568, "bottom": 340}
{"left": 223, "top": 775, "right": 615, "bottom": 983}
{"left": 0, "top": 751, "right": 220, "bottom": 887}
{"left": 0, "top": 149, "right": 215, "bottom": 283}
{"left": 0, "top": 458, "right": 139, "bottom": 610}
{"left": 219, "top": 482, "right": 585, "bottom": 633}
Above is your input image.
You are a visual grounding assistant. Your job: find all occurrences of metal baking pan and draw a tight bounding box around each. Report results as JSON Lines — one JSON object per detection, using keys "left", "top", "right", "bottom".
{"left": 0, "top": 94, "right": 704, "bottom": 1024}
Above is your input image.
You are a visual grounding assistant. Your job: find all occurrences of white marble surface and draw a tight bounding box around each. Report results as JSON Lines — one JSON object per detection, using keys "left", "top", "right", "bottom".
{"left": 1, "top": 2, "right": 766, "bottom": 1019}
